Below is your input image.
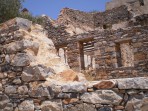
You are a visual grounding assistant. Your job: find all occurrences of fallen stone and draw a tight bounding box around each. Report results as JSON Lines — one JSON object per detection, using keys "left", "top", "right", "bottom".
{"left": 18, "top": 100, "right": 34, "bottom": 111}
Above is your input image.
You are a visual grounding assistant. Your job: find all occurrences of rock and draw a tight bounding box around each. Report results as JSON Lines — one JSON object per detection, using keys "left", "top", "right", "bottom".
{"left": 18, "top": 100, "right": 34, "bottom": 111}
{"left": 28, "top": 87, "right": 50, "bottom": 98}
{"left": 57, "top": 69, "right": 79, "bottom": 82}
{"left": 141, "top": 97, "right": 148, "bottom": 111}
{"left": 22, "top": 65, "right": 53, "bottom": 82}
{"left": 83, "top": 103, "right": 96, "bottom": 111}
{"left": 55, "top": 93, "right": 78, "bottom": 99}
{"left": 5, "top": 85, "right": 17, "bottom": 94}
{"left": 61, "top": 82, "right": 87, "bottom": 93}
{"left": 117, "top": 77, "right": 148, "bottom": 89}
{"left": 3, "top": 103, "right": 13, "bottom": 111}
{"left": 6, "top": 41, "right": 24, "bottom": 54}
{"left": 41, "top": 101, "right": 62, "bottom": 111}
{"left": 16, "top": 18, "right": 32, "bottom": 31}
{"left": 11, "top": 53, "right": 30, "bottom": 67}
{"left": 18, "top": 86, "right": 28, "bottom": 95}
{"left": 63, "top": 103, "right": 96, "bottom": 111}
{"left": 63, "top": 98, "right": 79, "bottom": 104}
{"left": 80, "top": 90, "right": 123, "bottom": 105}
{"left": 0, "top": 83, "right": 2, "bottom": 91}
{"left": 93, "top": 80, "right": 116, "bottom": 89}
{"left": 0, "top": 94, "right": 10, "bottom": 109}
{"left": 97, "top": 107, "right": 112, "bottom": 111}
{"left": 13, "top": 78, "right": 22, "bottom": 84}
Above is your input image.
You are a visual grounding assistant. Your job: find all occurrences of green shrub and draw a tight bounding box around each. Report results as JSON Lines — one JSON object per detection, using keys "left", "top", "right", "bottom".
{"left": 19, "top": 14, "right": 45, "bottom": 25}
{"left": 0, "top": 0, "right": 24, "bottom": 23}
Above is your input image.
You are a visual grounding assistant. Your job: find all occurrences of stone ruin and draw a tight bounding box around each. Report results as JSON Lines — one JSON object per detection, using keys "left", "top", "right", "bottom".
{"left": 0, "top": 0, "right": 148, "bottom": 111}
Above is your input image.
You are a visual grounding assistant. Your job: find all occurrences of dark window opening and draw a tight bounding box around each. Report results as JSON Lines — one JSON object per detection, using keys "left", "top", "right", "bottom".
{"left": 78, "top": 40, "right": 95, "bottom": 70}
{"left": 115, "top": 43, "right": 122, "bottom": 67}
{"left": 115, "top": 41, "right": 134, "bottom": 68}
{"left": 139, "top": 0, "right": 144, "bottom": 6}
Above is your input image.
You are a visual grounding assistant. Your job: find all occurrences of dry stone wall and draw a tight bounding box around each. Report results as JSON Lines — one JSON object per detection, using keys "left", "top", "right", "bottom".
{"left": 66, "top": 25, "right": 148, "bottom": 79}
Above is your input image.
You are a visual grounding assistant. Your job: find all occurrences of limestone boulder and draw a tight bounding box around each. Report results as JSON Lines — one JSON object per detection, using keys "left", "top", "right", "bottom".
{"left": 81, "top": 90, "right": 123, "bottom": 105}
{"left": 117, "top": 77, "right": 148, "bottom": 89}
{"left": 61, "top": 82, "right": 87, "bottom": 93}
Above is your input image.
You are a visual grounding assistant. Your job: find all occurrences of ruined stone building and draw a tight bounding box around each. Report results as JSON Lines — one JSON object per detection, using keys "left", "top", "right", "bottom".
{"left": 0, "top": 0, "right": 148, "bottom": 111}
{"left": 45, "top": 0, "right": 148, "bottom": 80}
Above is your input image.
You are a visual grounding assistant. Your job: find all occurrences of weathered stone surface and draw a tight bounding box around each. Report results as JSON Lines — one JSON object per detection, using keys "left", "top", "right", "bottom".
{"left": 5, "top": 85, "right": 17, "bottom": 94}
{"left": 97, "top": 107, "right": 112, "bottom": 111}
{"left": 93, "top": 80, "right": 116, "bottom": 89}
{"left": 81, "top": 90, "right": 123, "bottom": 105}
{"left": 22, "top": 65, "right": 53, "bottom": 82}
{"left": 11, "top": 53, "right": 30, "bottom": 67}
{"left": 61, "top": 82, "right": 87, "bottom": 93}
{"left": 18, "top": 85, "right": 28, "bottom": 95}
{"left": 16, "top": 18, "right": 32, "bottom": 30}
{"left": 28, "top": 87, "right": 50, "bottom": 98}
{"left": 0, "top": 95, "right": 10, "bottom": 109}
{"left": 117, "top": 77, "right": 148, "bottom": 89}
{"left": 64, "top": 103, "right": 96, "bottom": 111}
{"left": 13, "top": 78, "right": 22, "bottom": 84}
{"left": 141, "top": 98, "right": 148, "bottom": 111}
{"left": 63, "top": 98, "right": 79, "bottom": 104}
{"left": 3, "top": 103, "right": 13, "bottom": 111}
{"left": 57, "top": 69, "right": 79, "bottom": 82}
{"left": 18, "top": 100, "right": 34, "bottom": 111}
{"left": 41, "top": 101, "right": 62, "bottom": 111}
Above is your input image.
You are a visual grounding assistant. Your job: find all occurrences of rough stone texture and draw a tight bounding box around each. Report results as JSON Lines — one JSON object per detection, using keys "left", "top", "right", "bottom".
{"left": 41, "top": 101, "right": 62, "bottom": 111}
{"left": 93, "top": 80, "right": 116, "bottom": 89}
{"left": 0, "top": 0, "right": 148, "bottom": 110}
{"left": 18, "top": 100, "right": 34, "bottom": 111}
{"left": 80, "top": 90, "right": 123, "bottom": 105}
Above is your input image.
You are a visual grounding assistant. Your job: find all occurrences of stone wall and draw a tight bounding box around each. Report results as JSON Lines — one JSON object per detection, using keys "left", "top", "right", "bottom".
{"left": 106, "top": 0, "right": 148, "bottom": 16}
{"left": 94, "top": 5, "right": 131, "bottom": 29}
{"left": 0, "top": 17, "right": 148, "bottom": 111}
{"left": 66, "top": 25, "right": 148, "bottom": 79}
